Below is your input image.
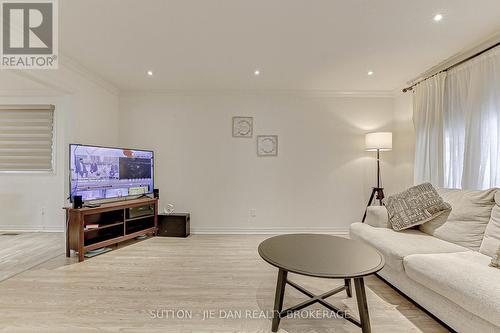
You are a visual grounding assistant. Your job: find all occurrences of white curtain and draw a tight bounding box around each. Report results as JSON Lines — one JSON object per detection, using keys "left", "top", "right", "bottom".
{"left": 443, "top": 67, "right": 467, "bottom": 188}
{"left": 413, "top": 72, "right": 447, "bottom": 186}
{"left": 413, "top": 46, "right": 500, "bottom": 190}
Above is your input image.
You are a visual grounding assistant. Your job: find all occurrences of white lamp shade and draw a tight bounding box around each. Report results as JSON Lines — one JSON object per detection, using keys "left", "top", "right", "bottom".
{"left": 365, "top": 132, "right": 392, "bottom": 151}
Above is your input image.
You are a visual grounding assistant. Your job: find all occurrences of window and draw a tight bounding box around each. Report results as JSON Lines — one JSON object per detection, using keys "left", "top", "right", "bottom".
{"left": 414, "top": 46, "right": 500, "bottom": 190}
{"left": 0, "top": 105, "right": 55, "bottom": 172}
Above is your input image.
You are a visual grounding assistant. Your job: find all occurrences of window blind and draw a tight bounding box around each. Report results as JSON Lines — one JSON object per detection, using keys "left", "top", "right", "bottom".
{"left": 0, "top": 105, "right": 55, "bottom": 172}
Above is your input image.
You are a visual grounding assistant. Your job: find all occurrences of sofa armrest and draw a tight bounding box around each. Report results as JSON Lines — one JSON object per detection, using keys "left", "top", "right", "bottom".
{"left": 365, "top": 206, "right": 391, "bottom": 228}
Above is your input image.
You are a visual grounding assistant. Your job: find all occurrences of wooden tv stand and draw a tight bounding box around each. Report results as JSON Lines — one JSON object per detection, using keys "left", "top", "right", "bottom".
{"left": 65, "top": 198, "right": 158, "bottom": 262}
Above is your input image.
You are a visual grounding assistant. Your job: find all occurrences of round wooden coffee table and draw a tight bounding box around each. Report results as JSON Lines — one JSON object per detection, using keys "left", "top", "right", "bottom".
{"left": 258, "top": 234, "right": 385, "bottom": 333}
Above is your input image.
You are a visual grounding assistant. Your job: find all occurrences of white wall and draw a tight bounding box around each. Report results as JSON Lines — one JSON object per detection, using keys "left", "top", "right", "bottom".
{"left": 119, "top": 92, "right": 414, "bottom": 233}
{"left": 0, "top": 67, "right": 415, "bottom": 233}
{"left": 392, "top": 92, "right": 415, "bottom": 191}
{"left": 0, "top": 69, "right": 119, "bottom": 231}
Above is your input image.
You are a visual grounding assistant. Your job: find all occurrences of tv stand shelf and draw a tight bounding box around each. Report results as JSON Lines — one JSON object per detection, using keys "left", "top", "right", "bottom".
{"left": 65, "top": 198, "right": 158, "bottom": 262}
{"left": 84, "top": 221, "right": 123, "bottom": 232}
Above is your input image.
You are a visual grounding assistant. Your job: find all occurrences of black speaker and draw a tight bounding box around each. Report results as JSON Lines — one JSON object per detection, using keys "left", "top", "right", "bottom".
{"left": 157, "top": 213, "right": 190, "bottom": 237}
{"left": 73, "top": 195, "right": 83, "bottom": 209}
{"left": 153, "top": 188, "right": 159, "bottom": 199}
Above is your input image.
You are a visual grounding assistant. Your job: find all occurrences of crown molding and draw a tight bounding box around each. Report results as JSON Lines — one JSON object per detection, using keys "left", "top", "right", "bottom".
{"left": 5, "top": 54, "right": 398, "bottom": 98}
{"left": 4, "top": 53, "right": 395, "bottom": 98}
{"left": 58, "top": 54, "right": 119, "bottom": 95}
{"left": 121, "top": 89, "right": 394, "bottom": 98}
{"left": 5, "top": 53, "right": 119, "bottom": 96}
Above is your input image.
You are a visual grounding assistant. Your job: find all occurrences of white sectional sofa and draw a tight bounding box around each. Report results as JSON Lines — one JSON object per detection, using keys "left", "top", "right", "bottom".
{"left": 350, "top": 188, "right": 500, "bottom": 333}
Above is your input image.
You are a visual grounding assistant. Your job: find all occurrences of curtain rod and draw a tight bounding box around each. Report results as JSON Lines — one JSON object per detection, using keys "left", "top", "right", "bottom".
{"left": 402, "top": 41, "right": 500, "bottom": 93}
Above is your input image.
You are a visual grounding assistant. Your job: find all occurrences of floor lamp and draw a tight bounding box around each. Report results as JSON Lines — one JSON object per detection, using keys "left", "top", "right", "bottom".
{"left": 362, "top": 132, "right": 392, "bottom": 222}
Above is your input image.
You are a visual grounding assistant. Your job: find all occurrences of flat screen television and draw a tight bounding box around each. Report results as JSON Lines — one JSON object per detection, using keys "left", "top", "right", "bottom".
{"left": 69, "top": 144, "right": 154, "bottom": 202}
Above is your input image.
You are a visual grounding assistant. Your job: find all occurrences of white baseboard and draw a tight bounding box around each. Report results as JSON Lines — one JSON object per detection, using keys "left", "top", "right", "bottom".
{"left": 0, "top": 225, "right": 64, "bottom": 232}
{"left": 0, "top": 226, "right": 349, "bottom": 236}
{"left": 191, "top": 227, "right": 349, "bottom": 236}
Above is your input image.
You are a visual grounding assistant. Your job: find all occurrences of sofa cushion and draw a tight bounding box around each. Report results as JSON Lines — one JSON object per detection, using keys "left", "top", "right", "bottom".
{"left": 419, "top": 188, "right": 497, "bottom": 251}
{"left": 404, "top": 251, "right": 500, "bottom": 327}
{"left": 364, "top": 206, "right": 391, "bottom": 228}
{"left": 386, "top": 183, "right": 451, "bottom": 231}
{"left": 490, "top": 245, "right": 500, "bottom": 268}
{"left": 349, "top": 223, "right": 469, "bottom": 272}
{"left": 480, "top": 191, "right": 500, "bottom": 257}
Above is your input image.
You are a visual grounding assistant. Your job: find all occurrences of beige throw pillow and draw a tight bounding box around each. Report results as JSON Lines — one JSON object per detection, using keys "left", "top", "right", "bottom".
{"left": 386, "top": 183, "right": 451, "bottom": 232}
{"left": 420, "top": 188, "right": 497, "bottom": 251}
{"left": 480, "top": 191, "right": 500, "bottom": 257}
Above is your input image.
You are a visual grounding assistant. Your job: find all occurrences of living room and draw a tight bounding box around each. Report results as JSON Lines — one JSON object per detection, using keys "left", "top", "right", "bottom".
{"left": 0, "top": 1, "right": 499, "bottom": 332}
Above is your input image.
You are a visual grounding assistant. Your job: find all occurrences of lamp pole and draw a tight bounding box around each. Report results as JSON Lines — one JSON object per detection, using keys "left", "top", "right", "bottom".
{"left": 362, "top": 132, "right": 391, "bottom": 222}
{"left": 362, "top": 149, "right": 386, "bottom": 222}
{"left": 377, "top": 149, "right": 381, "bottom": 188}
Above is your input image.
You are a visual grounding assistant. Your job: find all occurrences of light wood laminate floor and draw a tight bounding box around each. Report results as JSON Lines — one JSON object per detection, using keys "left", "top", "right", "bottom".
{"left": 0, "top": 234, "right": 449, "bottom": 333}
{"left": 0, "top": 232, "right": 66, "bottom": 282}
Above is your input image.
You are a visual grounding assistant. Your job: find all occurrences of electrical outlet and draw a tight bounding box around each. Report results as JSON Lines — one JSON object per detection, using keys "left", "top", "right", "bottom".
{"left": 249, "top": 209, "right": 257, "bottom": 217}
{"left": 41, "top": 207, "right": 46, "bottom": 216}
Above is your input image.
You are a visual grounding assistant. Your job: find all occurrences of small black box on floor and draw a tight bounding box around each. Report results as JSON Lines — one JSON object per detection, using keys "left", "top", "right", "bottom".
{"left": 157, "top": 213, "right": 190, "bottom": 237}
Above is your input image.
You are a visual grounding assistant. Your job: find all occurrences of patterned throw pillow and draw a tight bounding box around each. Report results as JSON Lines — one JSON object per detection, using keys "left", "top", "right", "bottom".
{"left": 490, "top": 245, "right": 500, "bottom": 269}
{"left": 386, "top": 183, "right": 452, "bottom": 231}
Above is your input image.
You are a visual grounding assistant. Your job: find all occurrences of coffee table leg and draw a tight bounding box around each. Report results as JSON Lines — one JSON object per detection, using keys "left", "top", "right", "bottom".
{"left": 272, "top": 269, "right": 288, "bottom": 332}
{"left": 344, "top": 278, "right": 352, "bottom": 297}
{"left": 354, "top": 277, "right": 371, "bottom": 333}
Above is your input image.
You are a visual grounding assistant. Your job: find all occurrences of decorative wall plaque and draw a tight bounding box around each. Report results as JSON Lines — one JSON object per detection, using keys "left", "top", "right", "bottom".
{"left": 257, "top": 135, "right": 278, "bottom": 156}
{"left": 232, "top": 116, "right": 253, "bottom": 138}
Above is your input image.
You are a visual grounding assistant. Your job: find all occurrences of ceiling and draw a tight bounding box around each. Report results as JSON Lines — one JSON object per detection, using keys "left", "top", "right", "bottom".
{"left": 58, "top": 0, "right": 500, "bottom": 92}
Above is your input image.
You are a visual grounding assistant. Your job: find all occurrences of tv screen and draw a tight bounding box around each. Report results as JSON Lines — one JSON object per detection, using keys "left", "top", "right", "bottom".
{"left": 69, "top": 144, "right": 154, "bottom": 202}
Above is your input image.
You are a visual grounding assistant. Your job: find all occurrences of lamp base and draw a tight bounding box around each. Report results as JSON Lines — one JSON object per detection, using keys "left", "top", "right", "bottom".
{"left": 362, "top": 187, "right": 385, "bottom": 222}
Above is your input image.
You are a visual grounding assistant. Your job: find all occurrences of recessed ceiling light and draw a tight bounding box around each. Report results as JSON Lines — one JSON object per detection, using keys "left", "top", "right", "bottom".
{"left": 367, "top": 71, "right": 374, "bottom": 76}
{"left": 147, "top": 70, "right": 153, "bottom": 76}
{"left": 433, "top": 13, "right": 443, "bottom": 22}
{"left": 254, "top": 69, "right": 260, "bottom": 76}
